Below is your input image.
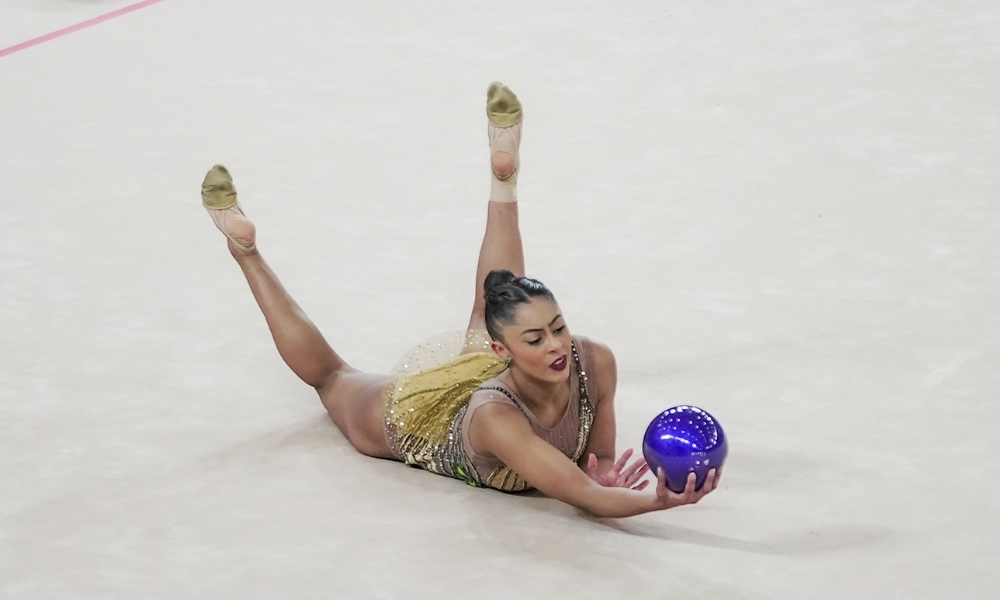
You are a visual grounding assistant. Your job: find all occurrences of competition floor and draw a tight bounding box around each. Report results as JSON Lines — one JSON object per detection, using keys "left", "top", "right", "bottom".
{"left": 2, "top": 1, "right": 997, "bottom": 598}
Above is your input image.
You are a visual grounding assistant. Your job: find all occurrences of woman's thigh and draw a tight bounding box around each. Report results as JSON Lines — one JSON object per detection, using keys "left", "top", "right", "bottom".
{"left": 317, "top": 369, "right": 398, "bottom": 460}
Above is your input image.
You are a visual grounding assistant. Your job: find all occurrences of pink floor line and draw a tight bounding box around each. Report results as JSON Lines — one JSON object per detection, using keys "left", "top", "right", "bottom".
{"left": 0, "top": 0, "right": 169, "bottom": 59}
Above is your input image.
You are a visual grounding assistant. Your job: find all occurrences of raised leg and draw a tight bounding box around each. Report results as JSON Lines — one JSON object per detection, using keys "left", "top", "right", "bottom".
{"left": 204, "top": 166, "right": 394, "bottom": 459}
{"left": 230, "top": 245, "right": 346, "bottom": 388}
{"left": 466, "top": 82, "right": 527, "bottom": 335}
{"left": 231, "top": 246, "right": 394, "bottom": 458}
{"left": 466, "top": 202, "right": 525, "bottom": 333}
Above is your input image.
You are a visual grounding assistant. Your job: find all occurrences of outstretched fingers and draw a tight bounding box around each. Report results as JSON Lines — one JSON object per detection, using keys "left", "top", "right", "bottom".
{"left": 621, "top": 458, "right": 649, "bottom": 488}
{"left": 612, "top": 449, "right": 633, "bottom": 475}
{"left": 586, "top": 450, "right": 652, "bottom": 489}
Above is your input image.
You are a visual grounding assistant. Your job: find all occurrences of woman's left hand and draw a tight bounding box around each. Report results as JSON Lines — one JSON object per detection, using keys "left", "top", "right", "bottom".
{"left": 586, "top": 448, "right": 650, "bottom": 490}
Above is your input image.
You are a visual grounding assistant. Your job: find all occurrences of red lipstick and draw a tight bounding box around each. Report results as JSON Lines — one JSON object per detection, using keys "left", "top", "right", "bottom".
{"left": 549, "top": 355, "right": 568, "bottom": 371}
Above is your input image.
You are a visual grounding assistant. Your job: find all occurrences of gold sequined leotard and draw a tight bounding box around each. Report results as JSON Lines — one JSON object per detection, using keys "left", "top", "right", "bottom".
{"left": 383, "top": 335, "right": 596, "bottom": 491}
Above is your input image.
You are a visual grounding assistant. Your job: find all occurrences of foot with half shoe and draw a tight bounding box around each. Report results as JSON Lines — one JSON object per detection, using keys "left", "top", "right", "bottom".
{"left": 201, "top": 164, "right": 256, "bottom": 254}
{"left": 486, "top": 81, "right": 523, "bottom": 203}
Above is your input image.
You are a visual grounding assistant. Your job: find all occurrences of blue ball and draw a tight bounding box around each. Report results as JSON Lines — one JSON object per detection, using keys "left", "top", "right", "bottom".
{"left": 642, "top": 405, "right": 728, "bottom": 493}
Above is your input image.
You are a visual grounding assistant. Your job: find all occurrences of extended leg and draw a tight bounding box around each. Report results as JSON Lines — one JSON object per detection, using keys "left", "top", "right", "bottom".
{"left": 466, "top": 82, "right": 526, "bottom": 334}
{"left": 233, "top": 247, "right": 394, "bottom": 458}
{"left": 203, "top": 166, "right": 394, "bottom": 458}
{"left": 467, "top": 203, "right": 524, "bottom": 333}
{"left": 232, "top": 248, "right": 345, "bottom": 388}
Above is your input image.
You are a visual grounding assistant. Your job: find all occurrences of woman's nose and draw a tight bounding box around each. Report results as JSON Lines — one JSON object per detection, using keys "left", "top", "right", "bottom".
{"left": 546, "top": 334, "right": 562, "bottom": 353}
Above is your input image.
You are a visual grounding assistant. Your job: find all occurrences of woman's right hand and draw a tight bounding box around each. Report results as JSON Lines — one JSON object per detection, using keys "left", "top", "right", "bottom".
{"left": 648, "top": 468, "right": 721, "bottom": 511}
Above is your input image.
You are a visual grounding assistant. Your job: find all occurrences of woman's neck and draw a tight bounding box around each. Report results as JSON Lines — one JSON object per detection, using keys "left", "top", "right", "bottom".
{"left": 507, "top": 366, "right": 571, "bottom": 419}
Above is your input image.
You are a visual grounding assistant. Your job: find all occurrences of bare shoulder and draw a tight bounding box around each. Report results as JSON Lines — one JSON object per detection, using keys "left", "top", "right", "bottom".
{"left": 471, "top": 399, "right": 526, "bottom": 423}
{"left": 575, "top": 336, "right": 617, "bottom": 404}
{"left": 576, "top": 336, "right": 617, "bottom": 376}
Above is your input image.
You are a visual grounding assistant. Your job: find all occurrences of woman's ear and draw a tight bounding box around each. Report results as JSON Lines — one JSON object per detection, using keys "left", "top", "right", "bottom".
{"left": 490, "top": 341, "right": 510, "bottom": 359}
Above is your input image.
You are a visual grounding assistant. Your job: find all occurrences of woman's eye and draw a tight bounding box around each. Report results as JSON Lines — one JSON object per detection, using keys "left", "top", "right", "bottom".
{"left": 554, "top": 326, "right": 566, "bottom": 334}
{"left": 526, "top": 339, "right": 542, "bottom": 346}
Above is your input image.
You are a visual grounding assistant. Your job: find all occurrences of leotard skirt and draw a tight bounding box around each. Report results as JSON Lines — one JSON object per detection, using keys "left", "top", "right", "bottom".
{"left": 383, "top": 331, "right": 507, "bottom": 485}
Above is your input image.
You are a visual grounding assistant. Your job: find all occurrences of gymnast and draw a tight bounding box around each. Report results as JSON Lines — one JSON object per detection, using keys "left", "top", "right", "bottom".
{"left": 200, "top": 83, "right": 720, "bottom": 518}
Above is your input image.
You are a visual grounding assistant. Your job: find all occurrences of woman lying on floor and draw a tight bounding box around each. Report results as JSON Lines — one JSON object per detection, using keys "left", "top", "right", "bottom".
{"left": 199, "top": 82, "right": 721, "bottom": 518}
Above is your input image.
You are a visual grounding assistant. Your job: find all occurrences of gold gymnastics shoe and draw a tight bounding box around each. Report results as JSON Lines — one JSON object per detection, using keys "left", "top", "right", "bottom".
{"left": 486, "top": 81, "right": 522, "bottom": 127}
{"left": 486, "top": 82, "right": 522, "bottom": 202}
{"left": 201, "top": 164, "right": 256, "bottom": 252}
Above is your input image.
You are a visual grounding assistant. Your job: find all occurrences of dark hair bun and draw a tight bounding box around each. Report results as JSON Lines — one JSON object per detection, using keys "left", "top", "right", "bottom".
{"left": 482, "top": 269, "right": 557, "bottom": 342}
{"left": 484, "top": 269, "right": 517, "bottom": 296}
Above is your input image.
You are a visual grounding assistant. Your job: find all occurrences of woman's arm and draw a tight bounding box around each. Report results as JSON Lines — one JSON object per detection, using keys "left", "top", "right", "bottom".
{"left": 469, "top": 401, "right": 718, "bottom": 518}
{"left": 578, "top": 339, "right": 620, "bottom": 477}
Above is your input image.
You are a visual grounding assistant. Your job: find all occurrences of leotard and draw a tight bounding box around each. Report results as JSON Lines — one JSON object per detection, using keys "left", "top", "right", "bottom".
{"left": 384, "top": 336, "right": 596, "bottom": 491}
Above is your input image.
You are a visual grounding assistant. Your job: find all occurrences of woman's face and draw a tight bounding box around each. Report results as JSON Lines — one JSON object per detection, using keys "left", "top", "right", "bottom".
{"left": 493, "top": 298, "right": 572, "bottom": 384}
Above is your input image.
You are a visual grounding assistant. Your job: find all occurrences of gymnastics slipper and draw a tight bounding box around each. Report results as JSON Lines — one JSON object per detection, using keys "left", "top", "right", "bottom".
{"left": 201, "top": 164, "right": 255, "bottom": 252}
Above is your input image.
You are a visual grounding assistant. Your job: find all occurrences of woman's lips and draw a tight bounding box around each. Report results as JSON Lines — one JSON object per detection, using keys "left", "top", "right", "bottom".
{"left": 549, "top": 355, "right": 568, "bottom": 371}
